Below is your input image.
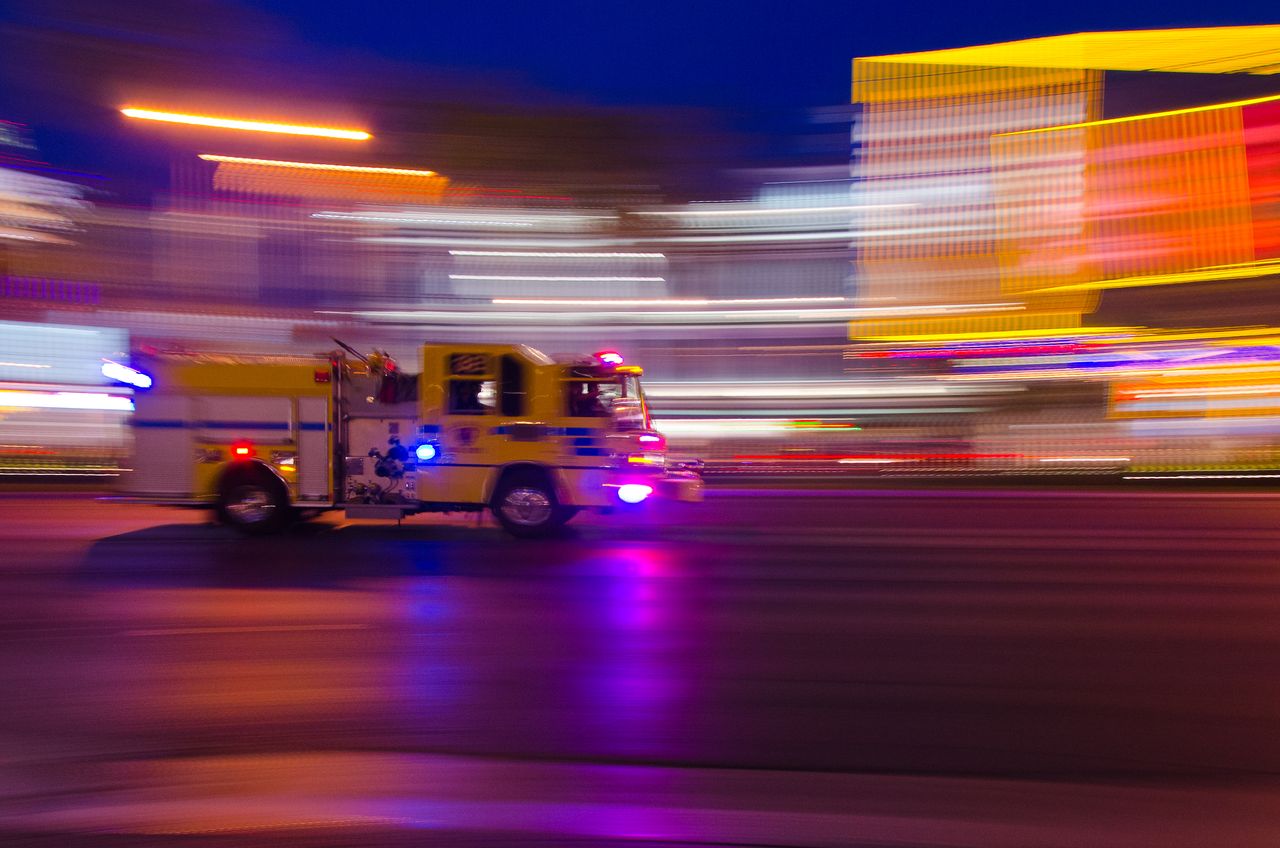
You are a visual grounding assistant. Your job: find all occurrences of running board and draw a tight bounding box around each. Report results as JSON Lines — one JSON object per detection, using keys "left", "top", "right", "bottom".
{"left": 343, "top": 503, "right": 414, "bottom": 520}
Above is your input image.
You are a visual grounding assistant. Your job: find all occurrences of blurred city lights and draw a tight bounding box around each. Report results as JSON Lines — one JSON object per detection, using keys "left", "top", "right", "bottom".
{"left": 0, "top": 390, "right": 133, "bottom": 412}
{"left": 0, "top": 24, "right": 1276, "bottom": 481}
{"left": 121, "top": 108, "right": 371, "bottom": 139}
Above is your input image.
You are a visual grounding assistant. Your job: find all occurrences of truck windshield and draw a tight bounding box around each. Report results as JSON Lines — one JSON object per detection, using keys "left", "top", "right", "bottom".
{"left": 566, "top": 375, "right": 645, "bottom": 428}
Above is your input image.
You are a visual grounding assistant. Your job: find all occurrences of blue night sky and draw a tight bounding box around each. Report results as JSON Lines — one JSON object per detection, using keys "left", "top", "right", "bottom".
{"left": 2, "top": 0, "right": 1278, "bottom": 191}
{"left": 247, "top": 0, "right": 1278, "bottom": 110}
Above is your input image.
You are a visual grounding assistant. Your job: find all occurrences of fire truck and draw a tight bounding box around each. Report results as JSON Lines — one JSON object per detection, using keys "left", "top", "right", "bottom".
{"left": 114, "top": 341, "right": 701, "bottom": 537}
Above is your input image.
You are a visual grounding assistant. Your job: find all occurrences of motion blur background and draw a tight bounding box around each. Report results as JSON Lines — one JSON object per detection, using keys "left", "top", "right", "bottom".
{"left": 4, "top": 3, "right": 1280, "bottom": 482}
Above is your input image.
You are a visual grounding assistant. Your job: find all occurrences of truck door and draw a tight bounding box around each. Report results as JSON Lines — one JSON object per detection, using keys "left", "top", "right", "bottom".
{"left": 415, "top": 350, "right": 554, "bottom": 505}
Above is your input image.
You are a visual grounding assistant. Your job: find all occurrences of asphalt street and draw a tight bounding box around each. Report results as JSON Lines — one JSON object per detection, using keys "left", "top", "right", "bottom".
{"left": 2, "top": 487, "right": 1280, "bottom": 846}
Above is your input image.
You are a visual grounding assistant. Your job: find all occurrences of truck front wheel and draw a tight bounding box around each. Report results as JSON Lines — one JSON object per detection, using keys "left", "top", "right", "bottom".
{"left": 216, "top": 466, "right": 291, "bottom": 536}
{"left": 492, "top": 472, "right": 564, "bottom": 538}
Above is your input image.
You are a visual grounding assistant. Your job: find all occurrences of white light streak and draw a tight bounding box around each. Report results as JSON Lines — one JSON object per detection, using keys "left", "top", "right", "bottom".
{"left": 646, "top": 381, "right": 952, "bottom": 399}
{"left": 0, "top": 362, "right": 51, "bottom": 369}
{"left": 1129, "top": 384, "right": 1280, "bottom": 399}
{"left": 450, "top": 274, "right": 665, "bottom": 283}
{"left": 650, "top": 419, "right": 789, "bottom": 438}
{"left": 1124, "top": 474, "right": 1280, "bottom": 481}
{"left": 0, "top": 390, "right": 134, "bottom": 411}
{"left": 491, "top": 296, "right": 846, "bottom": 307}
{"left": 633, "top": 203, "right": 912, "bottom": 216}
{"left": 451, "top": 250, "right": 664, "bottom": 259}
{"left": 1038, "top": 456, "right": 1131, "bottom": 463}
{"left": 317, "top": 301, "right": 1024, "bottom": 327}
{"left": 837, "top": 458, "right": 907, "bottom": 464}
{"left": 315, "top": 212, "right": 535, "bottom": 228}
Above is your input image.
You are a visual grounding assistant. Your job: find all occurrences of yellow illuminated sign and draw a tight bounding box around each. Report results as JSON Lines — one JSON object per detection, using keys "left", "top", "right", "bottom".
{"left": 861, "top": 26, "right": 1280, "bottom": 76}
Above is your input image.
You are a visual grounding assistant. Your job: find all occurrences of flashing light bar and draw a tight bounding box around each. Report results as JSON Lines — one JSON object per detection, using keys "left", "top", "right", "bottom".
{"left": 595, "top": 350, "right": 624, "bottom": 366}
{"left": 122, "top": 108, "right": 370, "bottom": 140}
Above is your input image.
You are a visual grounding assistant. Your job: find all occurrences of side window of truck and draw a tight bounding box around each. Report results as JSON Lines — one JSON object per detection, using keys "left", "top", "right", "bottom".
{"left": 500, "top": 355, "right": 526, "bottom": 417}
{"left": 448, "top": 379, "right": 494, "bottom": 414}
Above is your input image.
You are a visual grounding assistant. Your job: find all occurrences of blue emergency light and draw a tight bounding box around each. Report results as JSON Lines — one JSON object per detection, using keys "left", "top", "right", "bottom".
{"left": 102, "top": 360, "right": 153, "bottom": 390}
{"left": 415, "top": 442, "right": 439, "bottom": 463}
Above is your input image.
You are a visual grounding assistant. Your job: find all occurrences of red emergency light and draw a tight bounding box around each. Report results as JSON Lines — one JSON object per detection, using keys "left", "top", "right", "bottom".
{"left": 231, "top": 440, "right": 254, "bottom": 459}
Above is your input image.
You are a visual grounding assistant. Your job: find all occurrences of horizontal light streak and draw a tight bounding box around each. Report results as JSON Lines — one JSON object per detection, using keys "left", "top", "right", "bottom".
{"left": 1124, "top": 474, "right": 1280, "bottom": 481}
{"left": 662, "top": 407, "right": 987, "bottom": 417}
{"left": 358, "top": 228, "right": 909, "bottom": 246}
{"left": 0, "top": 470, "right": 124, "bottom": 477}
{"left": 492, "top": 298, "right": 1015, "bottom": 314}
{"left": 451, "top": 250, "right": 663, "bottom": 259}
{"left": 317, "top": 305, "right": 1022, "bottom": 326}
{"left": 1000, "top": 92, "right": 1280, "bottom": 137}
{"left": 1121, "top": 397, "right": 1280, "bottom": 412}
{"left": 1028, "top": 259, "right": 1280, "bottom": 295}
{"left": 199, "top": 154, "right": 434, "bottom": 176}
{"left": 646, "top": 381, "right": 1002, "bottom": 399}
{"left": 344, "top": 217, "right": 534, "bottom": 228}
{"left": 837, "top": 458, "right": 906, "bottom": 464}
{"left": 1127, "top": 384, "right": 1280, "bottom": 399}
{"left": 321, "top": 211, "right": 612, "bottom": 229}
{"left": 862, "top": 327, "right": 1139, "bottom": 343}
{"left": 0, "top": 362, "right": 51, "bottom": 369}
{"left": 122, "top": 108, "right": 370, "bottom": 140}
{"left": 736, "top": 452, "right": 1021, "bottom": 461}
{"left": 667, "top": 230, "right": 858, "bottom": 244}
{"left": 1038, "top": 456, "right": 1131, "bottom": 463}
{"left": 1092, "top": 327, "right": 1280, "bottom": 345}
{"left": 633, "top": 203, "right": 911, "bottom": 216}
{"left": 450, "top": 274, "right": 664, "bottom": 283}
{"left": 652, "top": 419, "right": 790, "bottom": 437}
{"left": 0, "top": 390, "right": 134, "bottom": 411}
{"left": 492, "top": 296, "right": 845, "bottom": 307}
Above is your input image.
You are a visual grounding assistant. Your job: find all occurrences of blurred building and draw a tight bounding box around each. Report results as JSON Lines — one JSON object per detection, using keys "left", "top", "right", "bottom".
{"left": 846, "top": 26, "right": 1280, "bottom": 473}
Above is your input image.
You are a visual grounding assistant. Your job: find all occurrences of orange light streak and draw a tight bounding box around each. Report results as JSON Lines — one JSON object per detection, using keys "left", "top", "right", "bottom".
{"left": 198, "top": 154, "right": 434, "bottom": 177}
{"left": 121, "top": 108, "right": 370, "bottom": 140}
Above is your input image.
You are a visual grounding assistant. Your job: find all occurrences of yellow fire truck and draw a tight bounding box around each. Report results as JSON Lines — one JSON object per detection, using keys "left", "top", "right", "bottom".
{"left": 117, "top": 341, "right": 701, "bottom": 537}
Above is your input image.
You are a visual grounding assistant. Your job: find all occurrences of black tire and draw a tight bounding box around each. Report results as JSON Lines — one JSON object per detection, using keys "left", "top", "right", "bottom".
{"left": 491, "top": 470, "right": 563, "bottom": 538}
{"left": 215, "top": 465, "right": 291, "bottom": 536}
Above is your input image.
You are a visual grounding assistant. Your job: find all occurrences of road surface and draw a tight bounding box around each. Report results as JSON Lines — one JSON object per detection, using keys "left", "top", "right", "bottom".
{"left": 1, "top": 488, "right": 1280, "bottom": 846}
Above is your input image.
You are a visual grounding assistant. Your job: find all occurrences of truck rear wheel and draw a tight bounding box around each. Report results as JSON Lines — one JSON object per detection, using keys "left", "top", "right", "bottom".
{"left": 216, "top": 466, "right": 291, "bottom": 536}
{"left": 492, "top": 471, "right": 565, "bottom": 538}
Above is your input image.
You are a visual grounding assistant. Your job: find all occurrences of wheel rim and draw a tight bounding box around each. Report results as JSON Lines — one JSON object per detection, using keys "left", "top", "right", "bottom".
{"left": 226, "top": 484, "right": 276, "bottom": 524}
{"left": 500, "top": 487, "right": 552, "bottom": 527}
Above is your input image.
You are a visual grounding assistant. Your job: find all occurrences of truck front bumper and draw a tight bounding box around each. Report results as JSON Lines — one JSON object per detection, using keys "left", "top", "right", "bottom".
{"left": 657, "top": 470, "right": 703, "bottom": 503}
